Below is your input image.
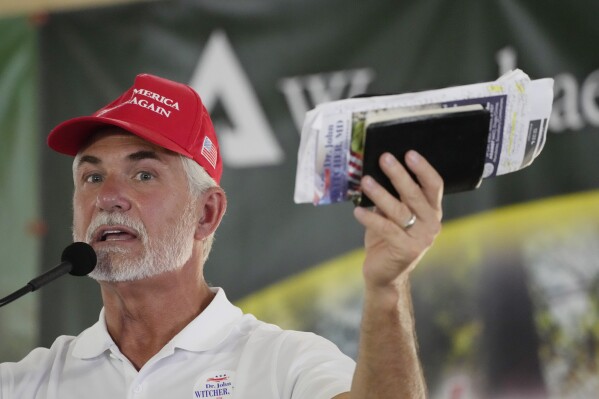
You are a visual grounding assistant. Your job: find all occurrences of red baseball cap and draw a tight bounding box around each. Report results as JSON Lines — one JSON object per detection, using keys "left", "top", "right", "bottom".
{"left": 47, "top": 73, "right": 222, "bottom": 183}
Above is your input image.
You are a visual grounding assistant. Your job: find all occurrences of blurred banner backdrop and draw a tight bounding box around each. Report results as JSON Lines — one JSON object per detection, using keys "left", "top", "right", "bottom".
{"left": 0, "top": 17, "right": 40, "bottom": 361}
{"left": 3, "top": 1, "right": 599, "bottom": 397}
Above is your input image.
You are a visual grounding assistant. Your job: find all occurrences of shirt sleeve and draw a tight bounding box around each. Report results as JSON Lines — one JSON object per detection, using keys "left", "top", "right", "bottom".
{"left": 0, "top": 336, "right": 75, "bottom": 399}
{"left": 0, "top": 362, "right": 10, "bottom": 399}
{"left": 275, "top": 330, "right": 355, "bottom": 399}
{"left": 0, "top": 348, "right": 46, "bottom": 399}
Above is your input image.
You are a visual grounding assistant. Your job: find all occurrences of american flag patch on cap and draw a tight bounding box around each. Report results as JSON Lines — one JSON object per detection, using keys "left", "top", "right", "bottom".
{"left": 201, "top": 136, "right": 218, "bottom": 169}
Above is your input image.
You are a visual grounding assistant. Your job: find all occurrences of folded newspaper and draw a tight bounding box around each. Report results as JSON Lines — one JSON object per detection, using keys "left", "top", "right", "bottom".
{"left": 294, "top": 69, "right": 554, "bottom": 205}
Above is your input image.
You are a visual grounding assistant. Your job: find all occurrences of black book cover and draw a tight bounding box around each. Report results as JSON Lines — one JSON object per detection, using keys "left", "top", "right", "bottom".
{"left": 358, "top": 107, "right": 491, "bottom": 207}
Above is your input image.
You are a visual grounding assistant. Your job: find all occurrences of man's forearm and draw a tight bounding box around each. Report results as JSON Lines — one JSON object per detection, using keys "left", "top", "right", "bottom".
{"left": 350, "top": 278, "right": 426, "bottom": 398}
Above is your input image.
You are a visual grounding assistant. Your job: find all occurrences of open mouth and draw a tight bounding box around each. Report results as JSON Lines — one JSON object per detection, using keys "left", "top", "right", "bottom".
{"left": 94, "top": 226, "right": 138, "bottom": 243}
{"left": 100, "top": 230, "right": 135, "bottom": 241}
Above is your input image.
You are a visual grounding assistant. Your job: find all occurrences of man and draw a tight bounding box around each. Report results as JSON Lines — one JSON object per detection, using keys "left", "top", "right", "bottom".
{"left": 0, "top": 74, "right": 443, "bottom": 398}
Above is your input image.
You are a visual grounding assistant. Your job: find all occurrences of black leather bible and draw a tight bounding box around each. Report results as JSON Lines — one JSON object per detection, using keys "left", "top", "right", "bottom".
{"left": 357, "top": 105, "right": 491, "bottom": 207}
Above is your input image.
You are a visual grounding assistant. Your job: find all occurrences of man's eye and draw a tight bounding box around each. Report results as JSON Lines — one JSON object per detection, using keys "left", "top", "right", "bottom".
{"left": 85, "top": 174, "right": 103, "bottom": 183}
{"left": 136, "top": 171, "right": 154, "bottom": 181}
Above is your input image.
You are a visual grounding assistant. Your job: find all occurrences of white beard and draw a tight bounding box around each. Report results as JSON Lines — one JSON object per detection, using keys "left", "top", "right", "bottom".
{"left": 73, "top": 200, "right": 197, "bottom": 282}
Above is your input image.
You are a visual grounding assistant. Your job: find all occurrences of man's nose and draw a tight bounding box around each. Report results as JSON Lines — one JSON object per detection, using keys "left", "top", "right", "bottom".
{"left": 96, "top": 177, "right": 132, "bottom": 212}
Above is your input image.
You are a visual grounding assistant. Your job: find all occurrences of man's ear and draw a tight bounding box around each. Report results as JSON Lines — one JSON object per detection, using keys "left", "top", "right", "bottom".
{"left": 194, "top": 187, "right": 227, "bottom": 240}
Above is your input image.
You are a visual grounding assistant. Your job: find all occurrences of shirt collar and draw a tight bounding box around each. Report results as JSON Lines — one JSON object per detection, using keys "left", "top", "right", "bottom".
{"left": 72, "top": 287, "right": 243, "bottom": 360}
{"left": 168, "top": 287, "right": 243, "bottom": 352}
{"left": 71, "top": 307, "right": 115, "bottom": 359}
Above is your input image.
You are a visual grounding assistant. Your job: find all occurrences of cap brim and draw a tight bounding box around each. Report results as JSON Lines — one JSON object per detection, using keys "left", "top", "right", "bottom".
{"left": 47, "top": 116, "right": 194, "bottom": 159}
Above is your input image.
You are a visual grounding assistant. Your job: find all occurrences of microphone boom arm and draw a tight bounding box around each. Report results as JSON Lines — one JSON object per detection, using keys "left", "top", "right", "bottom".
{"left": 0, "top": 242, "right": 96, "bottom": 308}
{"left": 0, "top": 286, "right": 33, "bottom": 307}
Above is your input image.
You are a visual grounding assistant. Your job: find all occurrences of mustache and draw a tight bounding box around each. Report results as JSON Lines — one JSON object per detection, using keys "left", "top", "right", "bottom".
{"left": 85, "top": 212, "right": 148, "bottom": 244}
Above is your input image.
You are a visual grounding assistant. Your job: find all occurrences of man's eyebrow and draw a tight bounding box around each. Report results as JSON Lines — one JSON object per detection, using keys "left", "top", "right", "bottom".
{"left": 77, "top": 155, "right": 101, "bottom": 168}
{"left": 127, "top": 150, "right": 163, "bottom": 162}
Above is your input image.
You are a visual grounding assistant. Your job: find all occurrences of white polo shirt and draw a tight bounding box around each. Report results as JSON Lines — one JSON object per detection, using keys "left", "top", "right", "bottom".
{"left": 0, "top": 288, "right": 355, "bottom": 399}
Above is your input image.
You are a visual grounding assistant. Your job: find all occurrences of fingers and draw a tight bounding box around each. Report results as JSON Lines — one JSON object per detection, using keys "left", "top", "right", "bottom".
{"left": 366, "top": 152, "right": 442, "bottom": 220}
{"left": 402, "top": 151, "right": 444, "bottom": 220}
{"left": 353, "top": 151, "right": 444, "bottom": 285}
{"left": 358, "top": 175, "right": 416, "bottom": 232}
{"left": 405, "top": 151, "right": 443, "bottom": 201}
{"left": 355, "top": 151, "right": 443, "bottom": 238}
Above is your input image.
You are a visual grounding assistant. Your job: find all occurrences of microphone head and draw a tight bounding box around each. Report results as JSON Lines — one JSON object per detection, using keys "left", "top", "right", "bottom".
{"left": 61, "top": 242, "right": 97, "bottom": 276}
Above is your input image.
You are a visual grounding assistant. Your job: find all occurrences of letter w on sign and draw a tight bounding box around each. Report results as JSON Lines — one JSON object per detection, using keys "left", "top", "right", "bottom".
{"left": 278, "top": 68, "right": 376, "bottom": 132}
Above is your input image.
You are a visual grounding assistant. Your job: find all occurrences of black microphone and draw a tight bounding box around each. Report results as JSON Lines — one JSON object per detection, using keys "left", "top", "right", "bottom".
{"left": 0, "top": 242, "right": 97, "bottom": 308}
